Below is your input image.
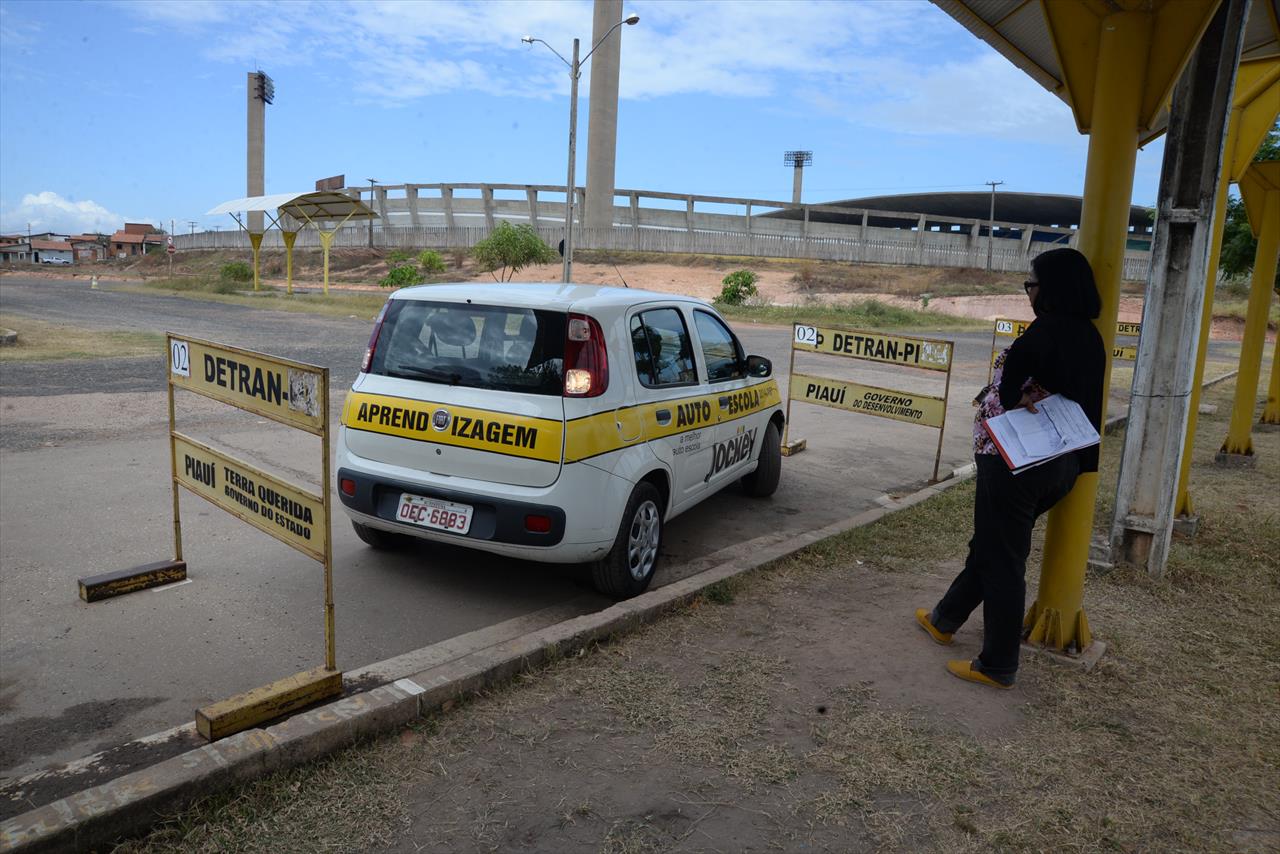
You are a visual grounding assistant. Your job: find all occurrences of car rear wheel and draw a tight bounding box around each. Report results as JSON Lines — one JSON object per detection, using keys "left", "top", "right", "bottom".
{"left": 351, "top": 520, "right": 406, "bottom": 550}
{"left": 591, "top": 482, "right": 663, "bottom": 599}
{"left": 740, "top": 420, "right": 782, "bottom": 497}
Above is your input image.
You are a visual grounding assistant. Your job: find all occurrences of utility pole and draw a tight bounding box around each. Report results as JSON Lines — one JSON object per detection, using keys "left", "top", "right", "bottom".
{"left": 985, "top": 180, "right": 1003, "bottom": 271}
{"left": 187, "top": 220, "right": 198, "bottom": 235}
{"left": 366, "top": 178, "right": 378, "bottom": 249}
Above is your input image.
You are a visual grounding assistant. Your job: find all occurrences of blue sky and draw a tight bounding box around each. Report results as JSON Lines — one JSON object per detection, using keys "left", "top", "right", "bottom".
{"left": 0, "top": 0, "right": 1166, "bottom": 236}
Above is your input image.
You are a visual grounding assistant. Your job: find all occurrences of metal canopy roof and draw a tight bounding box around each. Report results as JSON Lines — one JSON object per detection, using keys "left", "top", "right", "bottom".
{"left": 1239, "top": 160, "right": 1280, "bottom": 236}
{"left": 932, "top": 0, "right": 1280, "bottom": 139}
{"left": 206, "top": 191, "right": 377, "bottom": 220}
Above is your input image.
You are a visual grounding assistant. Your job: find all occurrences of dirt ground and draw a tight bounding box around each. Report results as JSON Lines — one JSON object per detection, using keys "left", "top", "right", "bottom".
{"left": 119, "top": 377, "right": 1280, "bottom": 854}
{"left": 7, "top": 252, "right": 1268, "bottom": 343}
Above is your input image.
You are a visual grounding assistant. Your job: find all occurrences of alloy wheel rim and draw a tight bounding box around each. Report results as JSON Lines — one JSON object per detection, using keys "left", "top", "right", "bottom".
{"left": 627, "top": 500, "right": 660, "bottom": 581}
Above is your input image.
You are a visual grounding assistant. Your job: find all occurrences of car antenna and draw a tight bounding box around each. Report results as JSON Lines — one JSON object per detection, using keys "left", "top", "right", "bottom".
{"left": 613, "top": 264, "right": 629, "bottom": 287}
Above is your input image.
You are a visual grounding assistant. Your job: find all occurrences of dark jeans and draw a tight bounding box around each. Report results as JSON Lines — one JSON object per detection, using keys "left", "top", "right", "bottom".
{"left": 931, "top": 453, "right": 1079, "bottom": 677}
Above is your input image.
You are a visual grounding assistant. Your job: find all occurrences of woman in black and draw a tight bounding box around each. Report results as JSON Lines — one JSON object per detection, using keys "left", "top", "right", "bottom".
{"left": 915, "top": 247, "right": 1105, "bottom": 688}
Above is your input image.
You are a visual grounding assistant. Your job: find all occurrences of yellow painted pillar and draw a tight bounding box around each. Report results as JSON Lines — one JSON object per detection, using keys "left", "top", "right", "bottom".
{"left": 282, "top": 231, "right": 298, "bottom": 295}
{"left": 1220, "top": 185, "right": 1278, "bottom": 457}
{"left": 1172, "top": 149, "right": 1232, "bottom": 516}
{"left": 1262, "top": 332, "right": 1280, "bottom": 424}
{"left": 1025, "top": 11, "right": 1150, "bottom": 653}
{"left": 248, "top": 232, "right": 264, "bottom": 292}
{"left": 318, "top": 231, "right": 335, "bottom": 296}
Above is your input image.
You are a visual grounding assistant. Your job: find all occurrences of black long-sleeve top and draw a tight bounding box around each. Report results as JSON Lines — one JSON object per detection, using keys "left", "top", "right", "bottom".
{"left": 999, "top": 314, "right": 1106, "bottom": 472}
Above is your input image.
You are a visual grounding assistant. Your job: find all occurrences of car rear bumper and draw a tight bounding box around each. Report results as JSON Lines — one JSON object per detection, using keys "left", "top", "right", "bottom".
{"left": 337, "top": 467, "right": 568, "bottom": 548}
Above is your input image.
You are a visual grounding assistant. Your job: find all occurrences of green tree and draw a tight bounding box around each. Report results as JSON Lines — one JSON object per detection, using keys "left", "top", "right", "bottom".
{"left": 471, "top": 222, "right": 556, "bottom": 282}
{"left": 1218, "top": 122, "right": 1279, "bottom": 283}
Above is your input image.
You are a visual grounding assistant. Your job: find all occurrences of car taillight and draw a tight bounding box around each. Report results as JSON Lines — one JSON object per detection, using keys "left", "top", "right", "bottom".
{"left": 564, "top": 313, "right": 608, "bottom": 397}
{"left": 339, "top": 478, "right": 356, "bottom": 497}
{"left": 524, "top": 514, "right": 552, "bottom": 533}
{"left": 361, "top": 303, "right": 389, "bottom": 373}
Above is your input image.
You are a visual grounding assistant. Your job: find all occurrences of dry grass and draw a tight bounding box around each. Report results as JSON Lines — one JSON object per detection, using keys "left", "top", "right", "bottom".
{"left": 119, "top": 280, "right": 389, "bottom": 322}
{"left": 117, "top": 380, "right": 1278, "bottom": 853}
{"left": 0, "top": 313, "right": 164, "bottom": 362}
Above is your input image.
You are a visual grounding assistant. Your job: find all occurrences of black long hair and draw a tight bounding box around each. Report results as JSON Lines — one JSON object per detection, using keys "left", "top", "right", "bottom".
{"left": 1031, "top": 247, "right": 1101, "bottom": 319}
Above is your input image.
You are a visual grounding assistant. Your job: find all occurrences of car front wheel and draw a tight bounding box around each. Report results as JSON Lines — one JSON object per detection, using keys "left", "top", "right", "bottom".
{"left": 591, "top": 482, "right": 663, "bottom": 599}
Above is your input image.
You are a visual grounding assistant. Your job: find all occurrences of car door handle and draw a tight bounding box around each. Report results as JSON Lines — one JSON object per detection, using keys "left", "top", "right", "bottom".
{"left": 655, "top": 409, "right": 671, "bottom": 425}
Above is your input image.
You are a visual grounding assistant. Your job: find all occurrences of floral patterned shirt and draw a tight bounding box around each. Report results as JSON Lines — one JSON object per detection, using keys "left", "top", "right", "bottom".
{"left": 973, "top": 347, "right": 1049, "bottom": 456}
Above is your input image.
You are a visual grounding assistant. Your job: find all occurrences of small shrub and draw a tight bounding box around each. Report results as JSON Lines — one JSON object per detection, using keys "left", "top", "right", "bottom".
{"left": 386, "top": 249, "right": 412, "bottom": 264}
{"left": 716, "top": 270, "right": 759, "bottom": 306}
{"left": 450, "top": 248, "right": 468, "bottom": 269}
{"left": 471, "top": 222, "right": 556, "bottom": 282}
{"left": 219, "top": 261, "right": 252, "bottom": 282}
{"left": 418, "top": 249, "right": 446, "bottom": 274}
{"left": 380, "top": 265, "right": 419, "bottom": 289}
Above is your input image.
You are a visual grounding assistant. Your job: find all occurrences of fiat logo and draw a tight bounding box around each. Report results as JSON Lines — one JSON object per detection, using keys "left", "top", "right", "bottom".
{"left": 431, "top": 409, "right": 450, "bottom": 431}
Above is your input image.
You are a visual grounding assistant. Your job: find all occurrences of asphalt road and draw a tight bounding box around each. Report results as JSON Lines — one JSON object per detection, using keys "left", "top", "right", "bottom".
{"left": 0, "top": 275, "right": 1238, "bottom": 786}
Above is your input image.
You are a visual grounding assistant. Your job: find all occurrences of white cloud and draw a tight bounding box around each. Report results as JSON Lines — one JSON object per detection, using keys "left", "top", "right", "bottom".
{"left": 116, "top": 0, "right": 952, "bottom": 103}
{"left": 857, "top": 52, "right": 1081, "bottom": 144}
{"left": 0, "top": 192, "right": 131, "bottom": 235}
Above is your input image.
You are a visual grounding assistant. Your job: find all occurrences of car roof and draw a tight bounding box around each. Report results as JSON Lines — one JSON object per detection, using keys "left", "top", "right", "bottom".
{"left": 391, "top": 282, "right": 712, "bottom": 313}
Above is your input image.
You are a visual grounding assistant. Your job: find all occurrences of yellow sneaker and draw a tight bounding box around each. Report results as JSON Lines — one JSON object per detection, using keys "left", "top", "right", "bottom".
{"left": 946, "top": 659, "right": 1014, "bottom": 689}
{"left": 915, "top": 608, "right": 953, "bottom": 645}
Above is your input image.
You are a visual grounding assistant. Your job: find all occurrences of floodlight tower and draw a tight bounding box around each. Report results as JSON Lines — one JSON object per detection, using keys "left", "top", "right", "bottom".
{"left": 784, "top": 150, "right": 813, "bottom": 205}
{"left": 247, "top": 70, "right": 274, "bottom": 234}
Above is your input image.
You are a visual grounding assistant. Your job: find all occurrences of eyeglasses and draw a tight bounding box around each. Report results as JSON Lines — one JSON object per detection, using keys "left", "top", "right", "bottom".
{"left": 1023, "top": 281, "right": 1038, "bottom": 293}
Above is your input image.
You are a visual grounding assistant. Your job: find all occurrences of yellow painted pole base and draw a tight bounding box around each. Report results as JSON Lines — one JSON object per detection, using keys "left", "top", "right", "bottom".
{"left": 78, "top": 559, "right": 186, "bottom": 602}
{"left": 780, "top": 438, "right": 806, "bottom": 456}
{"left": 1023, "top": 600, "right": 1093, "bottom": 655}
{"left": 196, "top": 666, "right": 342, "bottom": 741}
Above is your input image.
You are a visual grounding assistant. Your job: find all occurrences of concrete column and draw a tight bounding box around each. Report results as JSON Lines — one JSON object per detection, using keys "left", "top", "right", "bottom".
{"left": 406, "top": 186, "right": 421, "bottom": 228}
{"left": 915, "top": 213, "right": 926, "bottom": 264}
{"left": 630, "top": 192, "right": 640, "bottom": 249}
{"left": 441, "top": 186, "right": 455, "bottom": 230}
{"left": 246, "top": 72, "right": 265, "bottom": 234}
{"left": 1109, "top": 0, "right": 1246, "bottom": 576}
{"left": 376, "top": 187, "right": 389, "bottom": 234}
{"left": 792, "top": 165, "right": 804, "bottom": 205}
{"left": 482, "top": 186, "right": 495, "bottom": 230}
{"left": 583, "top": 0, "right": 623, "bottom": 229}
{"left": 1020, "top": 224, "right": 1035, "bottom": 255}
{"left": 527, "top": 188, "right": 539, "bottom": 227}
{"left": 685, "top": 196, "right": 694, "bottom": 233}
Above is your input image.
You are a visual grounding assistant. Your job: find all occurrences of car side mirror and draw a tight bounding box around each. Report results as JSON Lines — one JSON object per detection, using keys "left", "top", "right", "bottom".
{"left": 746, "top": 355, "right": 772, "bottom": 378}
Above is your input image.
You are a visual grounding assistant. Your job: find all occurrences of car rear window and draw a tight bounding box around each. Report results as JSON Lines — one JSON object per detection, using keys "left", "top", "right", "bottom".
{"left": 370, "top": 300, "right": 566, "bottom": 395}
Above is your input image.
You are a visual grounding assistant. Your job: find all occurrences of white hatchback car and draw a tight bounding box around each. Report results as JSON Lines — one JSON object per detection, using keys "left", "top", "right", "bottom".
{"left": 336, "top": 283, "right": 784, "bottom": 598}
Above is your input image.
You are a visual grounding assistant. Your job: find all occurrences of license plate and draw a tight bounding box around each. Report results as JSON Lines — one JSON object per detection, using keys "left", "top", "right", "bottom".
{"left": 395, "top": 493, "right": 473, "bottom": 535}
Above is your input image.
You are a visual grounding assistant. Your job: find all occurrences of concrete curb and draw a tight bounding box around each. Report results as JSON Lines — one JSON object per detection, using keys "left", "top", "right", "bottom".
{"left": 0, "top": 469, "right": 978, "bottom": 853}
{"left": 0, "top": 369, "right": 1246, "bottom": 852}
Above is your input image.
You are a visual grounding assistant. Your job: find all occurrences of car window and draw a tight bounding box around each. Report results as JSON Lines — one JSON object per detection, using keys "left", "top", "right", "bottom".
{"left": 370, "top": 300, "right": 566, "bottom": 395}
{"left": 631, "top": 309, "right": 698, "bottom": 388}
{"left": 694, "top": 311, "right": 745, "bottom": 382}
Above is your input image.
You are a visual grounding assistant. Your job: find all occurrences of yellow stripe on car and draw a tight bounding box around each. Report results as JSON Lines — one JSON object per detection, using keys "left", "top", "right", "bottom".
{"left": 342, "top": 391, "right": 564, "bottom": 463}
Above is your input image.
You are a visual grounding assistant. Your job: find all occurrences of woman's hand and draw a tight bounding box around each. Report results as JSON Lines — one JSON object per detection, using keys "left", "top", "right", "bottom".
{"left": 1018, "top": 393, "right": 1039, "bottom": 413}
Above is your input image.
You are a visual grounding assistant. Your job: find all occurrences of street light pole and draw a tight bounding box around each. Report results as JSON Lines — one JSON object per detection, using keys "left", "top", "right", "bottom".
{"left": 985, "top": 180, "right": 1003, "bottom": 271}
{"left": 563, "top": 38, "right": 580, "bottom": 284}
{"left": 523, "top": 13, "right": 638, "bottom": 285}
{"left": 366, "top": 178, "right": 378, "bottom": 248}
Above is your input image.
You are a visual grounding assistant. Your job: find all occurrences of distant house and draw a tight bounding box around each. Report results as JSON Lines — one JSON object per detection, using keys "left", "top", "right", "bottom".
{"left": 31, "top": 239, "right": 75, "bottom": 264}
{"left": 108, "top": 223, "right": 165, "bottom": 257}
{"left": 28, "top": 231, "right": 72, "bottom": 243}
{"left": 70, "top": 234, "right": 108, "bottom": 263}
{"left": 0, "top": 238, "right": 32, "bottom": 264}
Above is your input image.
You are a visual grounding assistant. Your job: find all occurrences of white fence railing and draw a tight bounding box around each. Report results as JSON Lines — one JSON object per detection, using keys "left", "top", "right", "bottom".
{"left": 176, "top": 223, "right": 1152, "bottom": 280}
